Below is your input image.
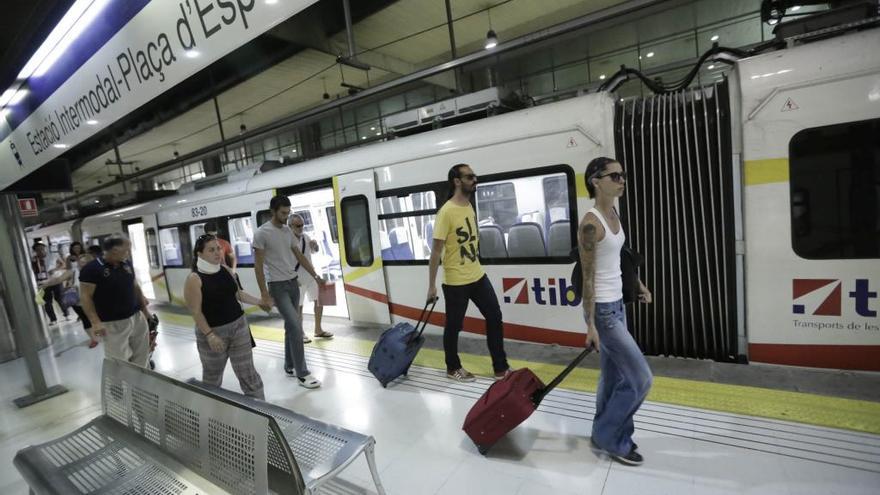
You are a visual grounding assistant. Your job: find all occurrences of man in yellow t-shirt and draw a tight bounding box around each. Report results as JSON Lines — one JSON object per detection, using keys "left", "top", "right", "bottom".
{"left": 427, "top": 164, "right": 511, "bottom": 382}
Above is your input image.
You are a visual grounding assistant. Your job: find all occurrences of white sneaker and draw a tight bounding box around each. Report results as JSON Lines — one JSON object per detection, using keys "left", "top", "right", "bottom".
{"left": 297, "top": 374, "right": 321, "bottom": 389}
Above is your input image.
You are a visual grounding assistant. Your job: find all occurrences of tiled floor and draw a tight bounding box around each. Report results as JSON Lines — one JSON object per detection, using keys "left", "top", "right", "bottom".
{"left": 2, "top": 319, "right": 878, "bottom": 494}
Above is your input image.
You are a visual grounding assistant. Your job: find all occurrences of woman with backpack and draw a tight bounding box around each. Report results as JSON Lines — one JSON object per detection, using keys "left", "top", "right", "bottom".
{"left": 578, "top": 156, "right": 653, "bottom": 466}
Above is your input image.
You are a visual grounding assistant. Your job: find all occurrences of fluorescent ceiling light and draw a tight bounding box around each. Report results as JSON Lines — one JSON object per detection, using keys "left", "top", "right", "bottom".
{"left": 0, "top": 89, "right": 15, "bottom": 106}
{"left": 86, "top": 119, "right": 98, "bottom": 125}
{"left": 33, "top": 0, "right": 112, "bottom": 78}
{"left": 53, "top": 143, "right": 69, "bottom": 149}
{"left": 599, "top": 74, "right": 606, "bottom": 80}
{"left": 710, "top": 35, "right": 720, "bottom": 41}
{"left": 646, "top": 52, "right": 655, "bottom": 58}
{"left": 791, "top": 6, "right": 801, "bottom": 12}
{"left": 9, "top": 89, "right": 28, "bottom": 105}
{"left": 708, "top": 64, "right": 715, "bottom": 70}
{"left": 185, "top": 50, "right": 200, "bottom": 58}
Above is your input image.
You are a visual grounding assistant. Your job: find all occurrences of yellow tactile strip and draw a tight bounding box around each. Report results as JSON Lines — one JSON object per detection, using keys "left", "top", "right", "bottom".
{"left": 158, "top": 311, "right": 880, "bottom": 435}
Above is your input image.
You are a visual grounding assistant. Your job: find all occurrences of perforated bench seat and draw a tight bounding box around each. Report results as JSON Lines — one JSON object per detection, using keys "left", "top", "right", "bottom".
{"left": 187, "top": 379, "right": 386, "bottom": 495}
{"left": 15, "top": 359, "right": 304, "bottom": 495}
{"left": 14, "top": 416, "right": 228, "bottom": 495}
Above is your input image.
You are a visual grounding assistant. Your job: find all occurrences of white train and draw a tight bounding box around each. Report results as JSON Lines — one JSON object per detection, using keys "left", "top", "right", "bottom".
{"left": 28, "top": 28, "right": 880, "bottom": 371}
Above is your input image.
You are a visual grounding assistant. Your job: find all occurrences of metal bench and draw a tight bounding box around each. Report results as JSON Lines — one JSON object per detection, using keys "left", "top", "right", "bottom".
{"left": 14, "top": 358, "right": 305, "bottom": 494}
{"left": 187, "top": 379, "right": 386, "bottom": 495}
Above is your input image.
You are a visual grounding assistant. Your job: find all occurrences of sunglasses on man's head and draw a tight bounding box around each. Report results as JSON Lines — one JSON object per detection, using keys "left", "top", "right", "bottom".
{"left": 598, "top": 171, "right": 626, "bottom": 183}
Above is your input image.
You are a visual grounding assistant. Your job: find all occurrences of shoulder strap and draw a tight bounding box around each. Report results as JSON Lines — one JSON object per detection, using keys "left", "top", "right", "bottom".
{"left": 293, "top": 235, "right": 305, "bottom": 272}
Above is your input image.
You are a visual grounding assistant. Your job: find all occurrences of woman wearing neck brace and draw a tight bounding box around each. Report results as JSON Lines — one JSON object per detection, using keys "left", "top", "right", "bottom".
{"left": 184, "top": 234, "right": 271, "bottom": 399}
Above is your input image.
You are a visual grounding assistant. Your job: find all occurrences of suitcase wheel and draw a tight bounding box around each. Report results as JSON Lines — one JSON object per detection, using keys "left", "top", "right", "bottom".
{"left": 477, "top": 445, "right": 489, "bottom": 456}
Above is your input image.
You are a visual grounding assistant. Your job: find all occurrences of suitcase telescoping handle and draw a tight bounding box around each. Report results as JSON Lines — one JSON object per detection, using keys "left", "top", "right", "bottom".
{"left": 531, "top": 346, "right": 593, "bottom": 406}
{"left": 413, "top": 296, "right": 439, "bottom": 340}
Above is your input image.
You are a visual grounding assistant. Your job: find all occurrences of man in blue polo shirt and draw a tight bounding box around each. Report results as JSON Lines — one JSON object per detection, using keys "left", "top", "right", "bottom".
{"left": 79, "top": 234, "right": 154, "bottom": 367}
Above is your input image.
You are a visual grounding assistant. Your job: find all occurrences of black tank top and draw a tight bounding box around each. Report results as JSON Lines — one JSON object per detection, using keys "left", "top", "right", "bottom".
{"left": 197, "top": 268, "right": 244, "bottom": 327}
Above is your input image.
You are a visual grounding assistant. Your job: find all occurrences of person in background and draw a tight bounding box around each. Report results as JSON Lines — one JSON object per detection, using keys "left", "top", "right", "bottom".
{"left": 578, "top": 156, "right": 653, "bottom": 466}
{"left": 31, "top": 241, "right": 69, "bottom": 325}
{"left": 37, "top": 251, "right": 99, "bottom": 348}
{"left": 253, "top": 195, "right": 325, "bottom": 389}
{"left": 288, "top": 213, "right": 333, "bottom": 343}
{"left": 65, "top": 242, "right": 84, "bottom": 269}
{"left": 204, "top": 221, "right": 237, "bottom": 272}
{"left": 79, "top": 234, "right": 155, "bottom": 367}
{"left": 185, "top": 234, "right": 268, "bottom": 399}
{"left": 426, "top": 163, "right": 512, "bottom": 382}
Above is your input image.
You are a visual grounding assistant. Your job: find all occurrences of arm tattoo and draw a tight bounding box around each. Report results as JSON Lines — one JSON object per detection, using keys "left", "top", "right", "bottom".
{"left": 579, "top": 223, "right": 598, "bottom": 317}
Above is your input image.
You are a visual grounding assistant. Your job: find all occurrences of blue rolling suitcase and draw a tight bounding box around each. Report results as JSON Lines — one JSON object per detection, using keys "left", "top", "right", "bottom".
{"left": 368, "top": 298, "right": 437, "bottom": 387}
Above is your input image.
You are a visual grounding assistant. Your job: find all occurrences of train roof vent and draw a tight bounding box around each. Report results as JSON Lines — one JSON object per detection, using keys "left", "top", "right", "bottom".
{"left": 382, "top": 87, "right": 508, "bottom": 134}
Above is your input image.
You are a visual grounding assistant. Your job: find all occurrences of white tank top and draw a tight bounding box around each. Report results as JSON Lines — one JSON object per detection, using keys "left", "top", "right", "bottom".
{"left": 588, "top": 207, "right": 624, "bottom": 303}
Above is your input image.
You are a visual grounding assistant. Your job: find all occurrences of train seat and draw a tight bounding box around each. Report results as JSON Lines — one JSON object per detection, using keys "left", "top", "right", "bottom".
{"left": 507, "top": 222, "right": 546, "bottom": 257}
{"left": 547, "top": 220, "right": 571, "bottom": 257}
{"left": 478, "top": 225, "right": 507, "bottom": 258}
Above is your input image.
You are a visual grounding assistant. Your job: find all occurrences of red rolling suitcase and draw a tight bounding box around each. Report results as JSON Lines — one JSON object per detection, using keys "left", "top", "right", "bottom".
{"left": 462, "top": 347, "right": 592, "bottom": 455}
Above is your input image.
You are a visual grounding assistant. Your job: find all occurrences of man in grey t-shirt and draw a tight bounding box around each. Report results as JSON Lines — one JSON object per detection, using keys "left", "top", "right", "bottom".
{"left": 254, "top": 195, "right": 325, "bottom": 389}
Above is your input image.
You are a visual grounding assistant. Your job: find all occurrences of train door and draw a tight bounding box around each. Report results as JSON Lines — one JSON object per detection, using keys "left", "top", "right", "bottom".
{"left": 123, "top": 218, "right": 157, "bottom": 300}
{"left": 334, "top": 171, "right": 391, "bottom": 325}
{"left": 288, "top": 188, "right": 349, "bottom": 319}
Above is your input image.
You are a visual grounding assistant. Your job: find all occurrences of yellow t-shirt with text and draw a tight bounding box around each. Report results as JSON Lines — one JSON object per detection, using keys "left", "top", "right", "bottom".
{"left": 433, "top": 201, "right": 484, "bottom": 286}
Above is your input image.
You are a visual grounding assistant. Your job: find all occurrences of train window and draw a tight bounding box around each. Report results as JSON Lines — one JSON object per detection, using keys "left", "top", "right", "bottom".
{"left": 228, "top": 216, "right": 255, "bottom": 265}
{"left": 257, "top": 209, "right": 273, "bottom": 226}
{"left": 159, "top": 228, "right": 184, "bottom": 267}
{"left": 475, "top": 170, "right": 573, "bottom": 260}
{"left": 379, "top": 214, "right": 435, "bottom": 261}
{"left": 189, "top": 223, "right": 206, "bottom": 247}
{"left": 341, "top": 196, "right": 373, "bottom": 267}
{"left": 790, "top": 118, "right": 880, "bottom": 259}
{"left": 326, "top": 206, "right": 339, "bottom": 243}
{"left": 378, "top": 191, "right": 437, "bottom": 215}
{"left": 476, "top": 182, "right": 518, "bottom": 231}
{"left": 145, "top": 228, "right": 160, "bottom": 269}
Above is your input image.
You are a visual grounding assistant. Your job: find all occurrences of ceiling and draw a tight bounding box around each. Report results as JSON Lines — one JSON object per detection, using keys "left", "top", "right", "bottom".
{"left": 64, "top": 0, "right": 639, "bottom": 197}
{"left": 31, "top": 0, "right": 769, "bottom": 215}
{"left": 0, "top": 0, "right": 74, "bottom": 95}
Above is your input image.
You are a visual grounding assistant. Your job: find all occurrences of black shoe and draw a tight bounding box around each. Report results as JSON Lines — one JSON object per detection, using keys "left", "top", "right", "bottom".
{"left": 284, "top": 368, "right": 294, "bottom": 376}
{"left": 612, "top": 447, "right": 644, "bottom": 466}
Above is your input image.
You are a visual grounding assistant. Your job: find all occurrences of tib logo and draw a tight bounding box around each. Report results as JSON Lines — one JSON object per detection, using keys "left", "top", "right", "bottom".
{"left": 793, "top": 279, "right": 877, "bottom": 317}
{"left": 502, "top": 277, "right": 581, "bottom": 306}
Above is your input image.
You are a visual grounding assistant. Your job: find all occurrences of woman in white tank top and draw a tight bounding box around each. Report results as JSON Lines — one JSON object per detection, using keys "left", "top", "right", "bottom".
{"left": 578, "top": 157, "right": 653, "bottom": 466}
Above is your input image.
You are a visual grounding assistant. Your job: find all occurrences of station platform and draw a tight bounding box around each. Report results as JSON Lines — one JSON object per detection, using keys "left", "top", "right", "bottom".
{"left": 1, "top": 308, "right": 878, "bottom": 495}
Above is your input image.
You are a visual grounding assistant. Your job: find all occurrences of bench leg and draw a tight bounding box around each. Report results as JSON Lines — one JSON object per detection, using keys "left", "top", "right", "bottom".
{"left": 364, "top": 443, "right": 386, "bottom": 495}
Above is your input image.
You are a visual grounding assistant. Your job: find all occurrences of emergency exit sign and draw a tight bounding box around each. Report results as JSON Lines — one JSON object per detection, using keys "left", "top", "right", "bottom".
{"left": 18, "top": 198, "right": 38, "bottom": 217}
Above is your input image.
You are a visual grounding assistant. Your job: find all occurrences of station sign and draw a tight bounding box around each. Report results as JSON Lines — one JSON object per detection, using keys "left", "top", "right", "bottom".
{"left": 0, "top": 0, "right": 318, "bottom": 190}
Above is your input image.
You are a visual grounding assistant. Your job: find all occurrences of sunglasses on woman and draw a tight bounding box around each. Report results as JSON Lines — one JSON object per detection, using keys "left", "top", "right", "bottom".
{"left": 598, "top": 171, "right": 626, "bottom": 183}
